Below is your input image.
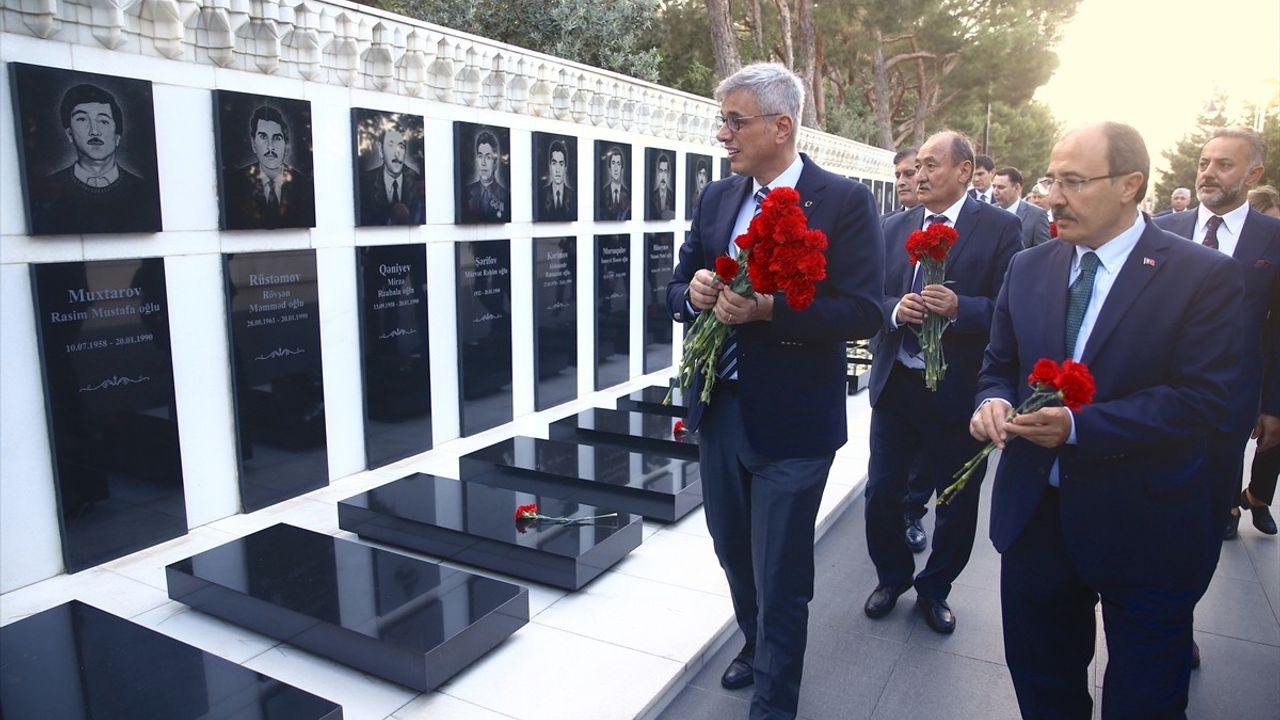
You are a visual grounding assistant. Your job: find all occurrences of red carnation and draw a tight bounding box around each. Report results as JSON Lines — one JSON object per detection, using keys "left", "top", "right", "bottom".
{"left": 715, "top": 256, "right": 740, "bottom": 284}
{"left": 1055, "top": 359, "right": 1096, "bottom": 411}
{"left": 1049, "top": 221, "right": 1058, "bottom": 239}
{"left": 515, "top": 503, "right": 539, "bottom": 521}
{"left": 673, "top": 420, "right": 687, "bottom": 438}
{"left": 1027, "top": 358, "right": 1061, "bottom": 388}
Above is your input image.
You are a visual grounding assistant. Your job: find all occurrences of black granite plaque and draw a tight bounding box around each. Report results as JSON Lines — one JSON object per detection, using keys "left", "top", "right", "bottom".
{"left": 616, "top": 384, "right": 689, "bottom": 418}
{"left": 643, "top": 232, "right": 674, "bottom": 373}
{"left": 456, "top": 240, "right": 512, "bottom": 436}
{"left": 31, "top": 259, "right": 186, "bottom": 573}
{"left": 0, "top": 601, "right": 342, "bottom": 720}
{"left": 548, "top": 408, "right": 698, "bottom": 460}
{"left": 358, "top": 244, "right": 431, "bottom": 469}
{"left": 533, "top": 236, "right": 577, "bottom": 410}
{"left": 167, "top": 524, "right": 528, "bottom": 693}
{"left": 461, "top": 437, "right": 702, "bottom": 522}
{"left": 338, "top": 473, "right": 642, "bottom": 590}
{"left": 686, "top": 153, "right": 712, "bottom": 220}
{"left": 720, "top": 157, "right": 731, "bottom": 180}
{"left": 224, "top": 251, "right": 327, "bottom": 512}
{"left": 644, "top": 148, "right": 677, "bottom": 220}
{"left": 595, "top": 234, "right": 630, "bottom": 390}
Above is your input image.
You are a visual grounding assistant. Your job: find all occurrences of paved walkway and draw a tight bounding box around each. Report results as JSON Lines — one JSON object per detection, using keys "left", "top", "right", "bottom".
{"left": 656, "top": 465, "right": 1280, "bottom": 720}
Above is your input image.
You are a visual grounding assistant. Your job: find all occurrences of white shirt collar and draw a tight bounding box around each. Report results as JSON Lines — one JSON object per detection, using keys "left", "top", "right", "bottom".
{"left": 1075, "top": 211, "right": 1145, "bottom": 273}
{"left": 74, "top": 161, "right": 120, "bottom": 187}
{"left": 1196, "top": 201, "right": 1250, "bottom": 236}
{"left": 922, "top": 193, "right": 968, "bottom": 228}
{"left": 753, "top": 153, "right": 804, "bottom": 195}
{"left": 1000, "top": 198, "right": 1022, "bottom": 213}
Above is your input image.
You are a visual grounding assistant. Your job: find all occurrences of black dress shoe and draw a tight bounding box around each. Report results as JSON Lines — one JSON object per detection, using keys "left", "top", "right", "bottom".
{"left": 1224, "top": 510, "right": 1241, "bottom": 540}
{"left": 920, "top": 597, "right": 955, "bottom": 634}
{"left": 864, "top": 581, "right": 913, "bottom": 619}
{"left": 720, "top": 652, "right": 754, "bottom": 690}
{"left": 905, "top": 515, "right": 928, "bottom": 553}
{"left": 1241, "top": 490, "right": 1278, "bottom": 535}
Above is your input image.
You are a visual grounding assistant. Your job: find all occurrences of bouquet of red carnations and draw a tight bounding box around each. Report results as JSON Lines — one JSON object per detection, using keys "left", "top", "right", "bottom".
{"left": 905, "top": 223, "right": 958, "bottom": 391}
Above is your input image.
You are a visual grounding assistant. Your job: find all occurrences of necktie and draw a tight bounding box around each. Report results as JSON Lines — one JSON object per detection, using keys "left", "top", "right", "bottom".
{"left": 266, "top": 183, "right": 280, "bottom": 213}
{"left": 1064, "top": 251, "right": 1101, "bottom": 359}
{"left": 1203, "top": 215, "right": 1223, "bottom": 250}
{"left": 614, "top": 189, "right": 619, "bottom": 206}
{"left": 902, "top": 214, "right": 949, "bottom": 357}
{"left": 392, "top": 179, "right": 400, "bottom": 205}
{"left": 716, "top": 186, "right": 770, "bottom": 378}
{"left": 556, "top": 190, "right": 561, "bottom": 209}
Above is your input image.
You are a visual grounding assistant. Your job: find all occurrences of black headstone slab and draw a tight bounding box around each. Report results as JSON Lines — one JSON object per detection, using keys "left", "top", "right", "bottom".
{"left": 31, "top": 259, "right": 186, "bottom": 573}
{"left": 456, "top": 240, "right": 513, "bottom": 436}
{"left": 225, "top": 251, "right": 328, "bottom": 512}
{"left": 460, "top": 437, "right": 701, "bottom": 522}
{"left": 616, "top": 384, "right": 689, "bottom": 418}
{"left": 166, "top": 524, "right": 528, "bottom": 693}
{"left": 358, "top": 245, "right": 431, "bottom": 468}
{"left": 594, "top": 234, "right": 630, "bottom": 390}
{"left": 0, "top": 600, "right": 341, "bottom": 720}
{"left": 532, "top": 237, "right": 578, "bottom": 410}
{"left": 548, "top": 407, "right": 697, "bottom": 461}
{"left": 338, "top": 474, "right": 641, "bottom": 590}
{"left": 643, "top": 232, "right": 674, "bottom": 373}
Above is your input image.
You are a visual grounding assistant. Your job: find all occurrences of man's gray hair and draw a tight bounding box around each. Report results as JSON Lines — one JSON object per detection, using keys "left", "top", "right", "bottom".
{"left": 1208, "top": 127, "right": 1266, "bottom": 167}
{"left": 714, "top": 63, "right": 805, "bottom": 123}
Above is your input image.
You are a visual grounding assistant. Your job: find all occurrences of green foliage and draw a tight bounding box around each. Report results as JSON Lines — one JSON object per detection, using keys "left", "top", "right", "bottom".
{"left": 823, "top": 95, "right": 880, "bottom": 145}
{"left": 646, "top": 0, "right": 717, "bottom": 96}
{"left": 1254, "top": 99, "right": 1280, "bottom": 192}
{"left": 935, "top": 99, "right": 1060, "bottom": 181}
{"left": 391, "top": 0, "right": 663, "bottom": 82}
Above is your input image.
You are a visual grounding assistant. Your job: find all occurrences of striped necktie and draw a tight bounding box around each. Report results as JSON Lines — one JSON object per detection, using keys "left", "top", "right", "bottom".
{"left": 902, "top": 214, "right": 949, "bottom": 357}
{"left": 716, "top": 186, "right": 770, "bottom": 378}
{"left": 1064, "top": 251, "right": 1100, "bottom": 359}
{"left": 1202, "top": 215, "right": 1222, "bottom": 250}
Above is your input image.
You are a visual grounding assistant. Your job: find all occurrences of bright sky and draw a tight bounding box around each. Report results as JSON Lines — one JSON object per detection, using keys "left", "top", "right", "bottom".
{"left": 1034, "top": 0, "right": 1280, "bottom": 179}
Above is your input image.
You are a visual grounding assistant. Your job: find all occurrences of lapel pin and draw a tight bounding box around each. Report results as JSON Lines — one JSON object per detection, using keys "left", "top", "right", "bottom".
{"left": 804, "top": 200, "right": 813, "bottom": 208}
{"left": 1143, "top": 257, "right": 1157, "bottom": 267}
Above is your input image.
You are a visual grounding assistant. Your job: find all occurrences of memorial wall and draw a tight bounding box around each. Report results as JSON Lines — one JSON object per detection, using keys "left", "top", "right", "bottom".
{"left": 0, "top": 0, "right": 894, "bottom": 593}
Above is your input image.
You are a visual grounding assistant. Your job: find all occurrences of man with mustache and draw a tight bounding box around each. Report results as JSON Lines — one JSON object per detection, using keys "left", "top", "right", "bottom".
{"left": 974, "top": 121, "right": 1242, "bottom": 719}
{"left": 599, "top": 146, "right": 631, "bottom": 221}
{"left": 648, "top": 152, "right": 676, "bottom": 220}
{"left": 359, "top": 123, "right": 424, "bottom": 226}
{"left": 224, "top": 104, "right": 314, "bottom": 229}
{"left": 33, "top": 83, "right": 160, "bottom": 235}
{"left": 461, "top": 130, "right": 510, "bottom": 223}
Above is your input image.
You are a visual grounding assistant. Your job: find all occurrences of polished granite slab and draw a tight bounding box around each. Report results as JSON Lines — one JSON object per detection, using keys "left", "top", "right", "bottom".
{"left": 166, "top": 524, "right": 528, "bottom": 692}
{"left": 615, "top": 384, "right": 689, "bottom": 418}
{"left": 0, "top": 600, "right": 341, "bottom": 720}
{"left": 547, "top": 407, "right": 698, "bottom": 461}
{"left": 337, "top": 474, "right": 641, "bottom": 590}
{"left": 460, "top": 437, "right": 702, "bottom": 522}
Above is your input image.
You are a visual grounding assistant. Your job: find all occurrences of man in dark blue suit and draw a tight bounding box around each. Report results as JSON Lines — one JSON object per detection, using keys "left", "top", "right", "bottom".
{"left": 863, "top": 131, "right": 1021, "bottom": 633}
{"left": 972, "top": 122, "right": 1243, "bottom": 719}
{"left": 1155, "top": 127, "right": 1280, "bottom": 541}
{"left": 667, "top": 63, "right": 883, "bottom": 720}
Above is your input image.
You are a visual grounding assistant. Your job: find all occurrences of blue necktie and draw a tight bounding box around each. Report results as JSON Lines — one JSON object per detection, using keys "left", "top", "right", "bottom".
{"left": 716, "top": 186, "right": 770, "bottom": 378}
{"left": 1064, "top": 252, "right": 1100, "bottom": 359}
{"left": 902, "top": 214, "right": 949, "bottom": 357}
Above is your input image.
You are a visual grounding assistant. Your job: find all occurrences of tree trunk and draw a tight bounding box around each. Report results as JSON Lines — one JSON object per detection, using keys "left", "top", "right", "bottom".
{"left": 911, "top": 55, "right": 930, "bottom": 146}
{"left": 814, "top": 29, "right": 827, "bottom": 126}
{"left": 870, "top": 29, "right": 894, "bottom": 149}
{"left": 750, "top": 0, "right": 765, "bottom": 58}
{"left": 795, "top": 0, "right": 818, "bottom": 127}
{"left": 705, "top": 0, "right": 742, "bottom": 80}
{"left": 773, "top": 0, "right": 794, "bottom": 68}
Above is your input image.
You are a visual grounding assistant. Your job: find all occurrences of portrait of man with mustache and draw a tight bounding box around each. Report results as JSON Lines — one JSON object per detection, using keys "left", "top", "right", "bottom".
{"left": 218, "top": 93, "right": 316, "bottom": 231}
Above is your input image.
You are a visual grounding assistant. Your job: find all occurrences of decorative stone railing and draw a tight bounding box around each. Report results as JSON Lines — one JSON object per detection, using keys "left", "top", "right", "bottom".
{"left": 0, "top": 0, "right": 893, "bottom": 178}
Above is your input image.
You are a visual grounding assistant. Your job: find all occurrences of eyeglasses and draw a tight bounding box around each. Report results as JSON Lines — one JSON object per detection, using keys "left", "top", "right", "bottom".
{"left": 716, "top": 113, "right": 782, "bottom": 133}
{"left": 1037, "top": 173, "right": 1129, "bottom": 194}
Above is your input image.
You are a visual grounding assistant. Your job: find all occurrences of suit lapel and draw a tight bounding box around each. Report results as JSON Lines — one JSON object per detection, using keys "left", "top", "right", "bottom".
{"left": 794, "top": 155, "right": 827, "bottom": 222}
{"left": 711, "top": 175, "right": 752, "bottom": 255}
{"left": 1042, "top": 241, "right": 1074, "bottom": 361}
{"left": 1232, "top": 209, "right": 1267, "bottom": 268}
{"left": 897, "top": 206, "right": 926, "bottom": 289}
{"left": 948, "top": 196, "right": 982, "bottom": 269}
{"left": 1081, "top": 226, "right": 1168, "bottom": 365}
{"left": 1164, "top": 211, "right": 1196, "bottom": 241}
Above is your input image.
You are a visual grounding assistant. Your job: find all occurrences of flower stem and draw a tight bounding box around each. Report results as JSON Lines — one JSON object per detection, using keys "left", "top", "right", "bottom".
{"left": 937, "top": 389, "right": 1062, "bottom": 505}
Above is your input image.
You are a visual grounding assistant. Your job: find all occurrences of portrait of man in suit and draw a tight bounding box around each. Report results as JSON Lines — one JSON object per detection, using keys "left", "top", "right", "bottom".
{"left": 992, "top": 166, "right": 1052, "bottom": 248}
{"left": 596, "top": 143, "right": 631, "bottom": 221}
{"left": 667, "top": 63, "right": 884, "bottom": 718}
{"left": 456, "top": 124, "right": 510, "bottom": 224}
{"left": 218, "top": 94, "right": 316, "bottom": 230}
{"left": 11, "top": 64, "right": 163, "bottom": 236}
{"left": 355, "top": 111, "right": 425, "bottom": 226}
{"left": 973, "top": 122, "right": 1243, "bottom": 719}
{"left": 533, "top": 133, "right": 576, "bottom": 222}
{"left": 862, "top": 131, "right": 1021, "bottom": 637}
{"left": 646, "top": 149, "right": 676, "bottom": 220}
{"left": 685, "top": 154, "right": 712, "bottom": 220}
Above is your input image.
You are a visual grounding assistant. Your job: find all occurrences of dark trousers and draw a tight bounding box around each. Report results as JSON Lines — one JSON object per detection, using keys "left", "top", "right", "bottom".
{"left": 1002, "top": 489, "right": 1204, "bottom": 720}
{"left": 904, "top": 459, "right": 932, "bottom": 520}
{"left": 865, "top": 363, "right": 985, "bottom": 598}
{"left": 1247, "top": 440, "right": 1280, "bottom": 505}
{"left": 699, "top": 387, "right": 833, "bottom": 720}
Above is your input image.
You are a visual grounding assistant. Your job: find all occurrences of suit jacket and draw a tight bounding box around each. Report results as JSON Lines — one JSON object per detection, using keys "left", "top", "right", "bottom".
{"left": 359, "top": 166, "right": 424, "bottom": 226}
{"left": 537, "top": 183, "right": 576, "bottom": 221}
{"left": 600, "top": 183, "right": 631, "bottom": 221}
{"left": 666, "top": 154, "right": 884, "bottom": 458}
{"left": 223, "top": 163, "right": 315, "bottom": 230}
{"left": 461, "top": 180, "right": 510, "bottom": 223}
{"left": 1155, "top": 208, "right": 1280, "bottom": 432}
{"left": 1013, "top": 200, "right": 1052, "bottom": 248}
{"left": 648, "top": 186, "right": 675, "bottom": 220}
{"left": 867, "top": 198, "right": 1022, "bottom": 421}
{"left": 978, "top": 222, "right": 1244, "bottom": 588}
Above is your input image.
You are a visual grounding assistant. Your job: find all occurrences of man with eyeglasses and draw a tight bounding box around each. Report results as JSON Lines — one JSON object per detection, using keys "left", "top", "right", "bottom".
{"left": 972, "top": 122, "right": 1242, "bottom": 719}
{"left": 666, "top": 62, "right": 883, "bottom": 720}
{"left": 863, "top": 131, "right": 1021, "bottom": 636}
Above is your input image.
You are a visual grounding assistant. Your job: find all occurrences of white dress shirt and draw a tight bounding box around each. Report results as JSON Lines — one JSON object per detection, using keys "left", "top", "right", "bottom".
{"left": 1193, "top": 201, "right": 1250, "bottom": 258}
{"left": 891, "top": 193, "right": 967, "bottom": 367}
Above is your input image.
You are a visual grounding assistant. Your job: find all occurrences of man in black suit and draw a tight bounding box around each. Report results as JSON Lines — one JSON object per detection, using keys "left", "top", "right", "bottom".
{"left": 667, "top": 62, "right": 883, "bottom": 719}
{"left": 967, "top": 153, "right": 996, "bottom": 204}
{"left": 884, "top": 146, "right": 919, "bottom": 218}
{"left": 359, "top": 124, "right": 424, "bottom": 225}
{"left": 993, "top": 166, "right": 1052, "bottom": 248}
{"left": 648, "top": 152, "right": 676, "bottom": 219}
{"left": 1155, "top": 187, "right": 1193, "bottom": 217}
{"left": 461, "top": 130, "right": 509, "bottom": 223}
{"left": 223, "top": 105, "right": 315, "bottom": 230}
{"left": 600, "top": 146, "right": 631, "bottom": 220}
{"left": 863, "top": 131, "right": 1021, "bottom": 634}
{"left": 538, "top": 139, "right": 575, "bottom": 221}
